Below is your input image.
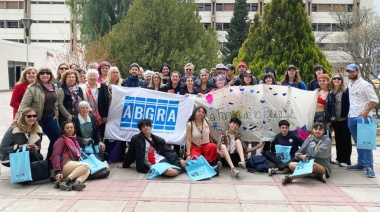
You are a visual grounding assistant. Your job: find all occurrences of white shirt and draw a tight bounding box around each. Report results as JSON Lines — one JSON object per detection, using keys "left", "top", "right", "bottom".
{"left": 348, "top": 77, "right": 379, "bottom": 117}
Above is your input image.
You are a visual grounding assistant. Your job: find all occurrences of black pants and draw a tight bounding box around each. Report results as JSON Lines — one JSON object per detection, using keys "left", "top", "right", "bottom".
{"left": 331, "top": 119, "right": 352, "bottom": 165}
{"left": 264, "top": 151, "right": 290, "bottom": 171}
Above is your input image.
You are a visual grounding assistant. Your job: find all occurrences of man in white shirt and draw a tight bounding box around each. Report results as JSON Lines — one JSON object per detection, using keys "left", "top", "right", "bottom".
{"left": 346, "top": 64, "right": 378, "bottom": 178}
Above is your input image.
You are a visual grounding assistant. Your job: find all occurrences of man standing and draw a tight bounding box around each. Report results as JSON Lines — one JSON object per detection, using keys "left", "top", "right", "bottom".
{"left": 225, "top": 64, "right": 240, "bottom": 86}
{"left": 308, "top": 65, "right": 326, "bottom": 91}
{"left": 346, "top": 64, "right": 378, "bottom": 178}
{"left": 180, "top": 63, "right": 198, "bottom": 83}
{"left": 237, "top": 62, "right": 248, "bottom": 81}
{"left": 122, "top": 63, "right": 147, "bottom": 88}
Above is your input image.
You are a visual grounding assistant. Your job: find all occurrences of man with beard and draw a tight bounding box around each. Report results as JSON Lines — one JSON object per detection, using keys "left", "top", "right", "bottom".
{"left": 346, "top": 64, "right": 378, "bottom": 178}
{"left": 121, "top": 63, "right": 147, "bottom": 88}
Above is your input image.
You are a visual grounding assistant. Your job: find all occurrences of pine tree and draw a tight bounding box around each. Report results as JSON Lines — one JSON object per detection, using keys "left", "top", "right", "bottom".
{"left": 236, "top": 0, "right": 331, "bottom": 82}
{"left": 222, "top": 0, "right": 250, "bottom": 64}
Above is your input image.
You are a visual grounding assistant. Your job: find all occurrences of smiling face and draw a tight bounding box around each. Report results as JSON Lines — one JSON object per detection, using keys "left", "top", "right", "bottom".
{"left": 264, "top": 76, "right": 273, "bottom": 85}
{"left": 65, "top": 73, "right": 77, "bottom": 86}
{"left": 195, "top": 108, "right": 205, "bottom": 120}
{"left": 229, "top": 122, "right": 240, "bottom": 132}
{"left": 347, "top": 70, "right": 359, "bottom": 80}
{"left": 216, "top": 77, "right": 225, "bottom": 88}
{"left": 63, "top": 123, "right": 75, "bottom": 136}
{"left": 38, "top": 70, "right": 52, "bottom": 83}
{"left": 129, "top": 67, "right": 139, "bottom": 77}
{"left": 101, "top": 66, "right": 109, "bottom": 77}
{"left": 79, "top": 104, "right": 90, "bottom": 117}
{"left": 243, "top": 75, "right": 252, "bottom": 85}
{"left": 287, "top": 68, "right": 296, "bottom": 78}
{"left": 24, "top": 111, "right": 38, "bottom": 126}
{"left": 185, "top": 65, "right": 193, "bottom": 76}
{"left": 332, "top": 74, "right": 342, "bottom": 87}
{"left": 185, "top": 77, "right": 194, "bottom": 87}
{"left": 200, "top": 72, "right": 209, "bottom": 82}
{"left": 315, "top": 68, "right": 323, "bottom": 76}
{"left": 153, "top": 73, "right": 161, "bottom": 85}
{"left": 280, "top": 125, "right": 289, "bottom": 136}
{"left": 145, "top": 74, "right": 153, "bottom": 84}
{"left": 111, "top": 69, "right": 120, "bottom": 82}
{"left": 312, "top": 126, "right": 325, "bottom": 138}
{"left": 88, "top": 73, "right": 98, "bottom": 84}
{"left": 318, "top": 78, "right": 329, "bottom": 89}
{"left": 162, "top": 66, "right": 170, "bottom": 76}
{"left": 26, "top": 69, "right": 37, "bottom": 83}
{"left": 171, "top": 73, "right": 180, "bottom": 84}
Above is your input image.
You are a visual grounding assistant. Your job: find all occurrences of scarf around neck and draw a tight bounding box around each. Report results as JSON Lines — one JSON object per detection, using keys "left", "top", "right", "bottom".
{"left": 126, "top": 75, "right": 139, "bottom": 87}
{"left": 63, "top": 135, "right": 81, "bottom": 161}
{"left": 68, "top": 85, "right": 82, "bottom": 110}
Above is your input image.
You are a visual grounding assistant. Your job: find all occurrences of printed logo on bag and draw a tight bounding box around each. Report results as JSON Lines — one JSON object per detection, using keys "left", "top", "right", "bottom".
{"left": 121, "top": 96, "right": 179, "bottom": 130}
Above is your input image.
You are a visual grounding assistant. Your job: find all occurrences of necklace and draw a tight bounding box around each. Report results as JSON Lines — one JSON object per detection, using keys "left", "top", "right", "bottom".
{"left": 194, "top": 121, "right": 204, "bottom": 139}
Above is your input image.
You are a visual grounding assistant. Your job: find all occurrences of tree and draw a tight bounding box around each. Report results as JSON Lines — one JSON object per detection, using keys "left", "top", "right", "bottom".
{"left": 222, "top": 0, "right": 250, "bottom": 64}
{"left": 235, "top": 0, "right": 331, "bottom": 83}
{"left": 90, "top": 0, "right": 221, "bottom": 76}
{"left": 65, "top": 0, "right": 132, "bottom": 47}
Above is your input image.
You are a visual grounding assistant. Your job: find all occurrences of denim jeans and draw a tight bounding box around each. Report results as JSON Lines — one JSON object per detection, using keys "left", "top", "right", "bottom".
{"left": 347, "top": 116, "right": 374, "bottom": 168}
{"left": 39, "top": 117, "right": 60, "bottom": 162}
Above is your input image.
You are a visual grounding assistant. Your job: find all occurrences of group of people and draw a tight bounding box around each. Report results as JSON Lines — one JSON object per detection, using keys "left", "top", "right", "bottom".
{"left": 0, "top": 61, "right": 378, "bottom": 190}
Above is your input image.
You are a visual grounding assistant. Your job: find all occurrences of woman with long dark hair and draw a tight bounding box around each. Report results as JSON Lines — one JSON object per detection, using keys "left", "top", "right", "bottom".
{"left": 160, "top": 63, "right": 171, "bottom": 84}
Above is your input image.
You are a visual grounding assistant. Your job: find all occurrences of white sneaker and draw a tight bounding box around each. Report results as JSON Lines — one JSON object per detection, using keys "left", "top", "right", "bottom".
{"left": 340, "top": 163, "right": 348, "bottom": 167}
{"left": 238, "top": 161, "right": 246, "bottom": 169}
{"left": 231, "top": 167, "right": 240, "bottom": 177}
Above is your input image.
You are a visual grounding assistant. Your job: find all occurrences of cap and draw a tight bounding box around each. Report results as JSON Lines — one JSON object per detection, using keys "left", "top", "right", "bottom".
{"left": 346, "top": 64, "right": 358, "bottom": 72}
{"left": 243, "top": 70, "right": 252, "bottom": 76}
{"left": 313, "top": 65, "right": 325, "bottom": 72}
{"left": 225, "top": 64, "right": 235, "bottom": 71}
{"left": 287, "top": 65, "right": 296, "bottom": 70}
{"left": 216, "top": 63, "right": 226, "bottom": 69}
{"left": 129, "top": 63, "right": 140, "bottom": 70}
{"left": 238, "top": 62, "right": 248, "bottom": 69}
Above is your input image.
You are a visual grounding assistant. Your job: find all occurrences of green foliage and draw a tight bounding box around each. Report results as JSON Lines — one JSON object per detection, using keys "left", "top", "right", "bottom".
{"left": 235, "top": 0, "right": 332, "bottom": 83}
{"left": 222, "top": 0, "right": 250, "bottom": 64}
{"left": 98, "top": 0, "right": 221, "bottom": 76}
{"left": 66, "top": 0, "right": 132, "bottom": 47}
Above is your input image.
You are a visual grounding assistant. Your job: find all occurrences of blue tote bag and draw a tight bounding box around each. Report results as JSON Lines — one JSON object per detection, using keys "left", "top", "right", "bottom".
{"left": 80, "top": 151, "right": 107, "bottom": 174}
{"left": 185, "top": 156, "right": 216, "bottom": 181}
{"left": 357, "top": 117, "right": 377, "bottom": 150}
{"left": 10, "top": 144, "right": 32, "bottom": 184}
{"left": 275, "top": 145, "right": 292, "bottom": 163}
{"left": 146, "top": 162, "right": 181, "bottom": 180}
{"left": 292, "top": 158, "right": 315, "bottom": 176}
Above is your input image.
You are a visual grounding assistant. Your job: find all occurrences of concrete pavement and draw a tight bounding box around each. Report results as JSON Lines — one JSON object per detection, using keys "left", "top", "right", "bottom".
{"left": 0, "top": 91, "right": 379, "bottom": 212}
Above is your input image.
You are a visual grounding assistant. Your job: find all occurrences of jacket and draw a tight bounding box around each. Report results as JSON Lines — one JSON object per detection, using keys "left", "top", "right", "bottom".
{"left": 122, "top": 132, "right": 182, "bottom": 173}
{"left": 72, "top": 115, "right": 102, "bottom": 145}
{"left": 0, "top": 126, "right": 42, "bottom": 164}
{"left": 50, "top": 136, "right": 82, "bottom": 174}
{"left": 10, "top": 82, "right": 28, "bottom": 119}
{"left": 324, "top": 90, "right": 336, "bottom": 123}
{"left": 57, "top": 84, "right": 84, "bottom": 118}
{"left": 121, "top": 77, "right": 147, "bottom": 88}
{"left": 15, "top": 83, "right": 59, "bottom": 121}
{"left": 340, "top": 88, "right": 350, "bottom": 118}
{"left": 98, "top": 83, "right": 110, "bottom": 118}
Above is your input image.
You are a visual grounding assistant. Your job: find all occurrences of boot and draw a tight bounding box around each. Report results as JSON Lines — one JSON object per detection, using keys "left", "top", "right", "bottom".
{"left": 59, "top": 177, "right": 72, "bottom": 191}
{"left": 54, "top": 181, "right": 60, "bottom": 189}
{"left": 71, "top": 180, "right": 86, "bottom": 191}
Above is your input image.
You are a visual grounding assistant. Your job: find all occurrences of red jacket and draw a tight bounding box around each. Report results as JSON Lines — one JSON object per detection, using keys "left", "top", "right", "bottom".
{"left": 50, "top": 136, "right": 81, "bottom": 174}
{"left": 10, "top": 82, "right": 28, "bottom": 119}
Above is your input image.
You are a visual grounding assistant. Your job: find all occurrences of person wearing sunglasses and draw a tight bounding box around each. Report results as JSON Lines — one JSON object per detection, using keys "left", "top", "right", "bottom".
{"left": 328, "top": 73, "right": 351, "bottom": 167}
{"left": 180, "top": 63, "right": 198, "bottom": 84}
{"left": 56, "top": 63, "right": 69, "bottom": 88}
{"left": 15, "top": 67, "right": 60, "bottom": 162}
{"left": 1, "top": 107, "right": 43, "bottom": 168}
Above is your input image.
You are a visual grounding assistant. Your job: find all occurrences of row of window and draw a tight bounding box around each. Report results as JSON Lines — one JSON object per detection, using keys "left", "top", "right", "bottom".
{"left": 5, "top": 39, "right": 70, "bottom": 43}
{"left": 30, "top": 1, "right": 65, "bottom": 4}
{"left": 0, "top": 0, "right": 65, "bottom": 9}
{"left": 317, "top": 43, "right": 348, "bottom": 51}
{"left": 311, "top": 4, "right": 353, "bottom": 13}
{"left": 0, "top": 20, "right": 70, "bottom": 28}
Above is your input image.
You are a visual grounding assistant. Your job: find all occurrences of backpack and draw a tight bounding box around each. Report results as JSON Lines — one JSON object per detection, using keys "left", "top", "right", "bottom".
{"left": 246, "top": 155, "right": 270, "bottom": 173}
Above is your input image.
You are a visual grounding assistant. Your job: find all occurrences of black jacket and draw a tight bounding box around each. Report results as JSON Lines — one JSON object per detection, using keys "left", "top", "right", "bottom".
{"left": 72, "top": 115, "right": 102, "bottom": 145}
{"left": 340, "top": 88, "right": 350, "bottom": 118}
{"left": 308, "top": 79, "right": 320, "bottom": 91}
{"left": 122, "top": 132, "right": 182, "bottom": 173}
{"left": 60, "top": 84, "right": 84, "bottom": 114}
{"left": 324, "top": 90, "right": 336, "bottom": 123}
{"left": 98, "top": 83, "right": 110, "bottom": 118}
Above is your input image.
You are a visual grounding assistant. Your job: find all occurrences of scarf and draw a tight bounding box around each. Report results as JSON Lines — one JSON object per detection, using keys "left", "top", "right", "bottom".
{"left": 63, "top": 135, "right": 81, "bottom": 161}
{"left": 41, "top": 82, "right": 55, "bottom": 92}
{"left": 125, "top": 75, "right": 139, "bottom": 87}
{"left": 86, "top": 83, "right": 101, "bottom": 125}
{"left": 68, "top": 85, "right": 82, "bottom": 110}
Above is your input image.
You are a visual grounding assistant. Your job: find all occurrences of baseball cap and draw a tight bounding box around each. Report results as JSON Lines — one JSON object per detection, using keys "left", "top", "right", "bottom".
{"left": 287, "top": 65, "right": 296, "bottom": 70}
{"left": 346, "top": 64, "right": 358, "bottom": 72}
{"left": 225, "top": 64, "right": 235, "bottom": 71}
{"left": 215, "top": 64, "right": 226, "bottom": 69}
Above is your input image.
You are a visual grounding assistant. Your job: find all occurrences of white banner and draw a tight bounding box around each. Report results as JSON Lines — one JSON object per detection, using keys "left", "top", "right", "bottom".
{"left": 105, "top": 86, "right": 195, "bottom": 145}
{"left": 194, "top": 85, "right": 317, "bottom": 141}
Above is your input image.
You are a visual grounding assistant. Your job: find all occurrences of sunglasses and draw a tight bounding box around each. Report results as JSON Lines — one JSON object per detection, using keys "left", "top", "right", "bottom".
{"left": 26, "top": 114, "right": 37, "bottom": 118}
{"left": 40, "top": 71, "right": 52, "bottom": 75}
{"left": 332, "top": 77, "right": 342, "bottom": 80}
{"left": 60, "top": 67, "right": 68, "bottom": 70}
{"left": 216, "top": 68, "right": 225, "bottom": 70}
{"left": 185, "top": 69, "right": 192, "bottom": 71}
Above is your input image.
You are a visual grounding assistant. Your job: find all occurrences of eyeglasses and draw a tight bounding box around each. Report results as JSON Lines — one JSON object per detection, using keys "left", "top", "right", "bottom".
{"left": 332, "top": 77, "right": 342, "bottom": 80}
{"left": 153, "top": 76, "right": 160, "bottom": 79}
{"left": 26, "top": 114, "right": 37, "bottom": 118}
{"left": 40, "top": 71, "right": 52, "bottom": 75}
{"left": 318, "top": 80, "right": 327, "bottom": 83}
{"left": 60, "top": 67, "right": 68, "bottom": 70}
{"left": 185, "top": 69, "right": 192, "bottom": 71}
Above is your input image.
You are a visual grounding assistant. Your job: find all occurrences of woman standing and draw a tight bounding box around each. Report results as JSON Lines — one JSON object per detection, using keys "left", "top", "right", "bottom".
{"left": 57, "top": 70, "right": 84, "bottom": 126}
{"left": 56, "top": 63, "right": 69, "bottom": 88}
{"left": 51, "top": 121, "right": 90, "bottom": 191}
{"left": 16, "top": 67, "right": 60, "bottom": 161}
{"left": 314, "top": 74, "right": 333, "bottom": 125}
{"left": 194, "top": 69, "right": 215, "bottom": 94}
{"left": 240, "top": 71, "right": 255, "bottom": 86}
{"left": 263, "top": 73, "right": 277, "bottom": 85}
{"left": 180, "top": 77, "right": 198, "bottom": 95}
{"left": 81, "top": 69, "right": 101, "bottom": 126}
{"left": 167, "top": 72, "right": 182, "bottom": 94}
{"left": 1, "top": 107, "right": 43, "bottom": 167}
{"left": 10, "top": 67, "right": 37, "bottom": 119}
{"left": 160, "top": 63, "right": 171, "bottom": 84}
{"left": 329, "top": 73, "right": 351, "bottom": 167}
{"left": 97, "top": 61, "right": 111, "bottom": 83}
{"left": 147, "top": 72, "right": 167, "bottom": 92}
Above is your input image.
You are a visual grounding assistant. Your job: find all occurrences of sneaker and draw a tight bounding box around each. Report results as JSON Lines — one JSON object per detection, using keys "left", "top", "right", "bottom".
{"left": 238, "top": 161, "right": 246, "bottom": 170}
{"left": 231, "top": 167, "right": 240, "bottom": 177}
{"left": 331, "top": 159, "right": 340, "bottom": 165}
{"left": 315, "top": 174, "right": 327, "bottom": 183}
{"left": 339, "top": 163, "right": 348, "bottom": 167}
{"left": 213, "top": 161, "right": 222, "bottom": 176}
{"left": 366, "top": 167, "right": 376, "bottom": 178}
{"left": 268, "top": 168, "right": 277, "bottom": 176}
{"left": 347, "top": 164, "right": 365, "bottom": 171}
{"left": 281, "top": 175, "right": 293, "bottom": 185}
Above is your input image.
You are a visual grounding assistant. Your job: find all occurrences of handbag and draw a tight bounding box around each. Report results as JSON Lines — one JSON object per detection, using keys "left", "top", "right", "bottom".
{"left": 275, "top": 145, "right": 292, "bottom": 163}
{"left": 80, "top": 151, "right": 107, "bottom": 174}
{"left": 357, "top": 117, "right": 377, "bottom": 150}
{"left": 9, "top": 144, "right": 32, "bottom": 184}
{"left": 185, "top": 156, "right": 216, "bottom": 181}
{"left": 292, "top": 158, "right": 315, "bottom": 176}
{"left": 146, "top": 162, "right": 181, "bottom": 180}
{"left": 30, "top": 152, "right": 50, "bottom": 182}
{"left": 83, "top": 138, "right": 104, "bottom": 161}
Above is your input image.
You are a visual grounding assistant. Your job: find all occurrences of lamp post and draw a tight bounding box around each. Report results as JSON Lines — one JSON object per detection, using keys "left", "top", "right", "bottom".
{"left": 20, "top": 18, "right": 33, "bottom": 67}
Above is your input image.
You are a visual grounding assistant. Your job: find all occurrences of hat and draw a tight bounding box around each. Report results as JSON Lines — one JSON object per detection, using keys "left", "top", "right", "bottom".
{"left": 346, "top": 64, "right": 358, "bottom": 72}
{"left": 215, "top": 63, "right": 226, "bottom": 69}
{"left": 129, "top": 63, "right": 140, "bottom": 70}
{"left": 238, "top": 62, "right": 248, "bottom": 69}
{"left": 225, "top": 64, "right": 235, "bottom": 71}
{"left": 287, "top": 65, "right": 296, "bottom": 70}
{"left": 243, "top": 70, "right": 252, "bottom": 76}
{"left": 313, "top": 65, "right": 325, "bottom": 72}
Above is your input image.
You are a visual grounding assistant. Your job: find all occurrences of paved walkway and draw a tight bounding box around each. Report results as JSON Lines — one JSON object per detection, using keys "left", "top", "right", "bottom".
{"left": 0, "top": 91, "right": 379, "bottom": 212}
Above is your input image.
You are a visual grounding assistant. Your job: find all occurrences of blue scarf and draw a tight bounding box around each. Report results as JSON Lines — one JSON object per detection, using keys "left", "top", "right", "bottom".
{"left": 125, "top": 75, "right": 139, "bottom": 87}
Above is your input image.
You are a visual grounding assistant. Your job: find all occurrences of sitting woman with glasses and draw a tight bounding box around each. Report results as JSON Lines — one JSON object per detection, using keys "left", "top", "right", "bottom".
{"left": 1, "top": 107, "right": 43, "bottom": 167}
{"left": 56, "top": 63, "right": 69, "bottom": 88}
{"left": 16, "top": 67, "right": 60, "bottom": 162}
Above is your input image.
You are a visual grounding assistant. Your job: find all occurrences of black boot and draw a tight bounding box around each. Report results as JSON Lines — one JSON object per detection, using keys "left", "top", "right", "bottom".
{"left": 54, "top": 181, "right": 60, "bottom": 189}
{"left": 71, "top": 180, "right": 86, "bottom": 191}
{"left": 59, "top": 177, "right": 72, "bottom": 191}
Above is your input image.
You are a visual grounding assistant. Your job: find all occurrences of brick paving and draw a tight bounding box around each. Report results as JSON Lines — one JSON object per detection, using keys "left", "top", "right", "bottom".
{"left": 0, "top": 91, "right": 379, "bottom": 212}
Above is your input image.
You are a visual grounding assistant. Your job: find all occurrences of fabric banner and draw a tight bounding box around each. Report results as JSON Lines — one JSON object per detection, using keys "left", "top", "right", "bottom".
{"left": 105, "top": 86, "right": 195, "bottom": 145}
{"left": 194, "top": 85, "right": 317, "bottom": 141}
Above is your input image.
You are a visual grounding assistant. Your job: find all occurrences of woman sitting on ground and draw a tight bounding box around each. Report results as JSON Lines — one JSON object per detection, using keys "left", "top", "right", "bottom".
{"left": 282, "top": 122, "right": 332, "bottom": 185}
{"left": 51, "top": 121, "right": 90, "bottom": 191}
{"left": 0, "top": 107, "right": 43, "bottom": 167}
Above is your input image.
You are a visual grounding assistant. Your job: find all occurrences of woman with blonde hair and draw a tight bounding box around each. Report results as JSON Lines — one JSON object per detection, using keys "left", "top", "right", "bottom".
{"left": 147, "top": 72, "right": 167, "bottom": 92}
{"left": 10, "top": 67, "right": 37, "bottom": 119}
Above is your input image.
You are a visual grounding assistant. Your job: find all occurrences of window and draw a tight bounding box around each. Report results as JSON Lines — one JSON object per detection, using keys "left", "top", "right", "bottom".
{"left": 251, "top": 4, "right": 258, "bottom": 11}
{"left": 311, "top": 23, "right": 317, "bottom": 31}
{"left": 38, "top": 1, "right": 51, "bottom": 4}
{"left": 215, "top": 23, "right": 223, "bottom": 31}
{"left": 204, "top": 23, "right": 211, "bottom": 30}
{"left": 204, "top": 3, "right": 211, "bottom": 11}
{"left": 216, "top": 3, "right": 223, "bottom": 11}
{"left": 347, "top": 4, "right": 353, "bottom": 12}
{"left": 224, "top": 3, "right": 234, "bottom": 11}
{"left": 38, "top": 20, "right": 51, "bottom": 23}
{"left": 246, "top": 4, "right": 250, "bottom": 11}
{"left": 198, "top": 3, "right": 203, "bottom": 11}
{"left": 318, "top": 4, "right": 331, "bottom": 12}
{"left": 0, "top": 2, "right": 5, "bottom": 9}
{"left": 52, "top": 2, "right": 65, "bottom": 4}
{"left": 52, "top": 21, "right": 65, "bottom": 23}
{"left": 317, "top": 23, "right": 331, "bottom": 31}
{"left": 332, "top": 24, "right": 342, "bottom": 32}
{"left": 7, "top": 21, "right": 19, "bottom": 28}
{"left": 38, "top": 40, "right": 51, "bottom": 43}
{"left": 6, "top": 1, "right": 19, "bottom": 9}
{"left": 223, "top": 23, "right": 230, "bottom": 31}
{"left": 311, "top": 4, "right": 317, "bottom": 12}
{"left": 52, "top": 40, "right": 66, "bottom": 43}
{"left": 0, "top": 21, "right": 4, "bottom": 28}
